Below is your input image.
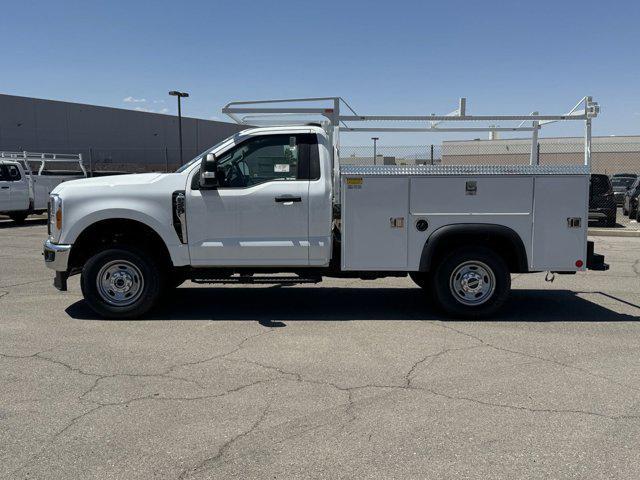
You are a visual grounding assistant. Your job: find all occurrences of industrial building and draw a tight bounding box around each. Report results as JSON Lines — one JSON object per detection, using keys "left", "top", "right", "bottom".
{"left": 2, "top": 93, "right": 638, "bottom": 176}
{"left": 0, "top": 94, "right": 244, "bottom": 173}
{"left": 441, "top": 136, "right": 640, "bottom": 175}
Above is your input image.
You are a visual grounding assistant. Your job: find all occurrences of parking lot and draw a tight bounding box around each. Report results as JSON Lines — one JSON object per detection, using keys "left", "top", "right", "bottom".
{"left": 1, "top": 218, "right": 639, "bottom": 479}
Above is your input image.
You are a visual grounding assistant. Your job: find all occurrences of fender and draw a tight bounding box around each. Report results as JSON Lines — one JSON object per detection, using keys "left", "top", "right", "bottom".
{"left": 63, "top": 208, "right": 190, "bottom": 267}
{"left": 419, "top": 223, "right": 528, "bottom": 273}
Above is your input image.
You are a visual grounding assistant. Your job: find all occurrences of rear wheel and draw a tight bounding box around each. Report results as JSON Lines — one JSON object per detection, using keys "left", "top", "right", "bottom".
{"left": 81, "top": 247, "right": 163, "bottom": 319}
{"left": 431, "top": 246, "right": 510, "bottom": 319}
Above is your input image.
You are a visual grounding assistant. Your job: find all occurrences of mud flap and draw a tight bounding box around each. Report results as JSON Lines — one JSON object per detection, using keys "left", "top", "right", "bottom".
{"left": 54, "top": 271, "right": 68, "bottom": 291}
{"left": 586, "top": 240, "right": 609, "bottom": 271}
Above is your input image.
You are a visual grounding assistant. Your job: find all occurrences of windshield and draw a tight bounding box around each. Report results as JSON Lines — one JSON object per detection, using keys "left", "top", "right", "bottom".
{"left": 174, "top": 137, "right": 233, "bottom": 173}
{"left": 611, "top": 177, "right": 635, "bottom": 188}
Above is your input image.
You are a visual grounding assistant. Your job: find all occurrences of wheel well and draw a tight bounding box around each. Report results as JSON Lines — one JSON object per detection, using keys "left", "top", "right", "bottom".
{"left": 420, "top": 225, "right": 528, "bottom": 273}
{"left": 68, "top": 219, "right": 171, "bottom": 274}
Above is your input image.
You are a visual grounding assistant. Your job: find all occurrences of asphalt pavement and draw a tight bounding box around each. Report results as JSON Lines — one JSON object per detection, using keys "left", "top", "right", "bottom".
{"left": 1, "top": 218, "right": 639, "bottom": 479}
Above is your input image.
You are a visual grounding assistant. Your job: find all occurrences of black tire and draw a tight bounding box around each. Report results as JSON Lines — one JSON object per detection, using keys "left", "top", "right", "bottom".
{"left": 622, "top": 205, "right": 629, "bottom": 216}
{"left": 9, "top": 212, "right": 28, "bottom": 224}
{"left": 409, "top": 271, "right": 431, "bottom": 290}
{"left": 431, "top": 246, "right": 510, "bottom": 319}
{"left": 630, "top": 207, "right": 638, "bottom": 220}
{"left": 81, "top": 247, "right": 163, "bottom": 319}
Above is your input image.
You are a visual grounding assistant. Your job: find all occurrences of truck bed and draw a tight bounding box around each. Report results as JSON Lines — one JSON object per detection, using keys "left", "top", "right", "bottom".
{"left": 340, "top": 165, "right": 590, "bottom": 272}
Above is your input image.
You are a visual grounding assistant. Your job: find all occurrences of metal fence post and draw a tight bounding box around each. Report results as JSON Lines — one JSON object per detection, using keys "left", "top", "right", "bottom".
{"left": 430, "top": 144, "right": 434, "bottom": 165}
{"left": 89, "top": 148, "right": 94, "bottom": 177}
{"left": 164, "top": 147, "right": 169, "bottom": 172}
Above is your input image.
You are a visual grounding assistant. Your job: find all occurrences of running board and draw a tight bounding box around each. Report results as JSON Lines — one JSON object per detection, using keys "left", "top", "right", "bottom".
{"left": 191, "top": 275, "right": 322, "bottom": 285}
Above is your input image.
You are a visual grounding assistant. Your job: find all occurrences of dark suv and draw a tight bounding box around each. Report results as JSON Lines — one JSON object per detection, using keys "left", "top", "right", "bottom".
{"left": 589, "top": 174, "right": 616, "bottom": 227}
{"left": 623, "top": 178, "right": 640, "bottom": 218}
{"left": 611, "top": 175, "right": 637, "bottom": 206}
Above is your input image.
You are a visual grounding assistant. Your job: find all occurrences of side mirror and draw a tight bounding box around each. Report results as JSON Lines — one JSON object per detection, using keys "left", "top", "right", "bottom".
{"left": 199, "top": 153, "right": 220, "bottom": 189}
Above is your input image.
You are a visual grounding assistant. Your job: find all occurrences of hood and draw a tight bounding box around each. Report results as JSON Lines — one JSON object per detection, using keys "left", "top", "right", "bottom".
{"left": 52, "top": 172, "right": 167, "bottom": 194}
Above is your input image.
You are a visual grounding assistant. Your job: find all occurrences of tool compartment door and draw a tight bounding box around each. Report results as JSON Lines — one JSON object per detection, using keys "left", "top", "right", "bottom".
{"left": 531, "top": 175, "right": 589, "bottom": 270}
{"left": 341, "top": 176, "right": 409, "bottom": 270}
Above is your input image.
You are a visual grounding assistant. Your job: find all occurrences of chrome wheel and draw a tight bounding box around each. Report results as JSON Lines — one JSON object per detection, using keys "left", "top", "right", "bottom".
{"left": 96, "top": 260, "right": 144, "bottom": 307}
{"left": 449, "top": 260, "right": 496, "bottom": 306}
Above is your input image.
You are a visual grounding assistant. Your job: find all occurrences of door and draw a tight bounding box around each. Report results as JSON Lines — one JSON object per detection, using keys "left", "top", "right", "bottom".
{"left": 0, "top": 165, "right": 10, "bottom": 211}
{"left": 6, "top": 164, "right": 29, "bottom": 210}
{"left": 187, "top": 133, "right": 314, "bottom": 266}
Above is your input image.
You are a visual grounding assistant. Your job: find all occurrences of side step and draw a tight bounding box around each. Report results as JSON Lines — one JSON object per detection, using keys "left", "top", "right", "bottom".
{"left": 191, "top": 274, "right": 322, "bottom": 285}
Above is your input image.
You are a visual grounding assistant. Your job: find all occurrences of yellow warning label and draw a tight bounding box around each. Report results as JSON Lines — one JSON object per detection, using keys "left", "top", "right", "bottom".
{"left": 346, "top": 177, "right": 363, "bottom": 186}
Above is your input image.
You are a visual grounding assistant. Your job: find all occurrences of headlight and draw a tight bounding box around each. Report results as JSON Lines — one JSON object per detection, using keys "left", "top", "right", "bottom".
{"left": 49, "top": 194, "right": 62, "bottom": 241}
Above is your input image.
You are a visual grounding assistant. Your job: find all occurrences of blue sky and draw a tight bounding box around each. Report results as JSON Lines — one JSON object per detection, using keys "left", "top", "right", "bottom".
{"left": 3, "top": 0, "right": 639, "bottom": 144}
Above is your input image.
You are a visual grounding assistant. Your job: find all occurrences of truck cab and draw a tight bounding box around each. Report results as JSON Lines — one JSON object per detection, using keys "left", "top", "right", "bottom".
{"left": 0, "top": 160, "right": 31, "bottom": 222}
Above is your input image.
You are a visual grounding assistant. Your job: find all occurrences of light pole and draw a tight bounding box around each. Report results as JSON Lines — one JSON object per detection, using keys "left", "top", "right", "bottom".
{"left": 169, "top": 90, "right": 189, "bottom": 165}
{"left": 371, "top": 137, "right": 379, "bottom": 165}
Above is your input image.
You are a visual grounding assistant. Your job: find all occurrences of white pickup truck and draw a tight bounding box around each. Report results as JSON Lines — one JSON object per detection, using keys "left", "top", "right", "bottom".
{"left": 43, "top": 96, "right": 607, "bottom": 319}
{"left": 0, "top": 152, "right": 86, "bottom": 223}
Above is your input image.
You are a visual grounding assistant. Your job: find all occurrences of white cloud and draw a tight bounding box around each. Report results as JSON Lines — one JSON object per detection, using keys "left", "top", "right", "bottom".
{"left": 153, "top": 99, "right": 165, "bottom": 104}
{"left": 209, "top": 115, "right": 221, "bottom": 121}
{"left": 123, "top": 96, "right": 147, "bottom": 103}
{"left": 134, "top": 106, "right": 153, "bottom": 112}
{"left": 159, "top": 108, "right": 169, "bottom": 114}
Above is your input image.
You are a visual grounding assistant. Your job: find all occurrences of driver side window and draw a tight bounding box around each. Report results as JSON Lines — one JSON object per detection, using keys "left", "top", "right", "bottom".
{"left": 217, "top": 135, "right": 300, "bottom": 188}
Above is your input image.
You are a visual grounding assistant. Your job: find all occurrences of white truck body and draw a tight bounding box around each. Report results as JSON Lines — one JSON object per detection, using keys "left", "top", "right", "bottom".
{"left": 340, "top": 165, "right": 590, "bottom": 272}
{"left": 42, "top": 96, "right": 607, "bottom": 319}
{"left": 0, "top": 152, "right": 86, "bottom": 221}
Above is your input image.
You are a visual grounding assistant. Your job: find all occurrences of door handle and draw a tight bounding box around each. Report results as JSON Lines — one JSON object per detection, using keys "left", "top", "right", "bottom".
{"left": 0, "top": 186, "right": 9, "bottom": 189}
{"left": 274, "top": 196, "right": 302, "bottom": 203}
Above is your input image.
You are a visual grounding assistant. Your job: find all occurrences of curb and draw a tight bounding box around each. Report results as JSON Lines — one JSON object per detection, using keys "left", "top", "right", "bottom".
{"left": 588, "top": 228, "right": 640, "bottom": 238}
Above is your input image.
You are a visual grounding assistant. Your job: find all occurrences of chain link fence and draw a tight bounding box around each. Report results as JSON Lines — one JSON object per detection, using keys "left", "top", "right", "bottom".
{"left": 341, "top": 141, "right": 640, "bottom": 176}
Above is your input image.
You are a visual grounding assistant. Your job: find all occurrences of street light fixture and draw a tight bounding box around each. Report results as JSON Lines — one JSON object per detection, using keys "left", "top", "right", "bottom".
{"left": 169, "top": 90, "right": 189, "bottom": 165}
{"left": 371, "top": 137, "right": 379, "bottom": 165}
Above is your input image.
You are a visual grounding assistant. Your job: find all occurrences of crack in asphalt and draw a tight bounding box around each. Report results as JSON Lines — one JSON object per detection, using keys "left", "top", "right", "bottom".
{"left": 432, "top": 322, "right": 640, "bottom": 394}
{"left": 5, "top": 317, "right": 640, "bottom": 477}
{"left": 404, "top": 345, "right": 483, "bottom": 387}
{"left": 2, "top": 328, "right": 276, "bottom": 478}
{"left": 0, "top": 278, "right": 51, "bottom": 289}
{"left": 178, "top": 403, "right": 271, "bottom": 479}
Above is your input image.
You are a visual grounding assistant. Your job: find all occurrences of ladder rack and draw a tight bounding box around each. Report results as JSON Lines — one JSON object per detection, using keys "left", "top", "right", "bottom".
{"left": 0, "top": 151, "right": 86, "bottom": 176}
{"left": 222, "top": 96, "right": 599, "bottom": 167}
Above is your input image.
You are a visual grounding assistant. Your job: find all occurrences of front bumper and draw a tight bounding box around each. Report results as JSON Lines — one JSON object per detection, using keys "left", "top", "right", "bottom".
{"left": 43, "top": 239, "right": 71, "bottom": 272}
{"left": 44, "top": 240, "right": 71, "bottom": 291}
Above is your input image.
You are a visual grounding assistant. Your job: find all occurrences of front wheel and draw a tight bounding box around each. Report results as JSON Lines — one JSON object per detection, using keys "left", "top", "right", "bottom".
{"left": 431, "top": 246, "right": 510, "bottom": 319}
{"left": 81, "top": 248, "right": 163, "bottom": 319}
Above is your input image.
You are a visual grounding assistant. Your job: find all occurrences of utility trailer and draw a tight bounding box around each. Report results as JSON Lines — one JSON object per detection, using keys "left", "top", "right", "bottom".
{"left": 43, "top": 95, "right": 607, "bottom": 319}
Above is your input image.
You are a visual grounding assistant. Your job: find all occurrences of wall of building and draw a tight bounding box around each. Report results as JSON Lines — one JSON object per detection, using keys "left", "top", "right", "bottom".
{"left": 0, "top": 94, "right": 245, "bottom": 172}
